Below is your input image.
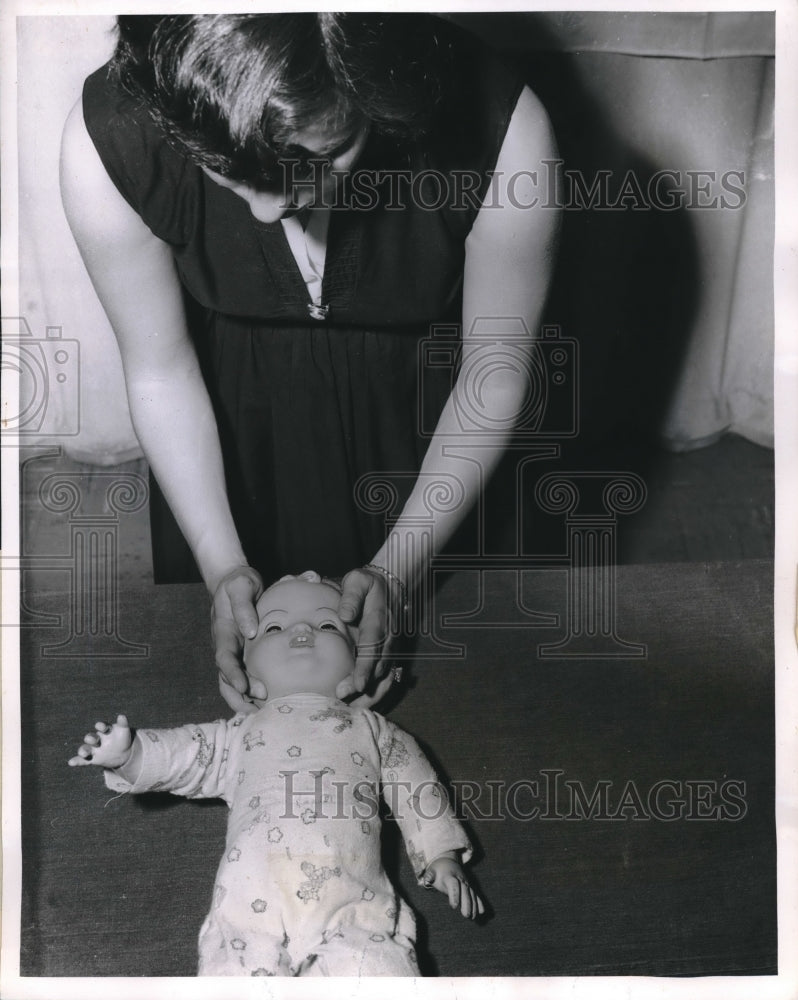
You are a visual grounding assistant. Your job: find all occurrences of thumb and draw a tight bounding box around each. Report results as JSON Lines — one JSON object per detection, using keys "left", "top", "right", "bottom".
{"left": 339, "top": 572, "right": 370, "bottom": 623}
{"left": 228, "top": 577, "right": 260, "bottom": 638}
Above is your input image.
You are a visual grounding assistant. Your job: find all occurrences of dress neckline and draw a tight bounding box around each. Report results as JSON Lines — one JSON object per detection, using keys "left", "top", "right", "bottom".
{"left": 280, "top": 207, "right": 330, "bottom": 308}
{"left": 250, "top": 204, "right": 361, "bottom": 320}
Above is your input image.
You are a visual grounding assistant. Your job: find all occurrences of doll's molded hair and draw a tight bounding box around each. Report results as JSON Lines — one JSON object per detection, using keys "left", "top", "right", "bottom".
{"left": 111, "top": 13, "right": 462, "bottom": 186}
{"left": 270, "top": 571, "right": 343, "bottom": 595}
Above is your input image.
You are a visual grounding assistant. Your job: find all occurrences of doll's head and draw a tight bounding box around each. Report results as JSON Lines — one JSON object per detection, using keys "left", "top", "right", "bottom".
{"left": 243, "top": 571, "right": 355, "bottom": 704}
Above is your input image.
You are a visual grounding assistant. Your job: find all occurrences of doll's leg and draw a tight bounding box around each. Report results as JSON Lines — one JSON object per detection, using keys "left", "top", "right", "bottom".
{"left": 297, "top": 899, "right": 419, "bottom": 977}
{"left": 299, "top": 926, "right": 419, "bottom": 977}
{"left": 197, "top": 913, "right": 291, "bottom": 976}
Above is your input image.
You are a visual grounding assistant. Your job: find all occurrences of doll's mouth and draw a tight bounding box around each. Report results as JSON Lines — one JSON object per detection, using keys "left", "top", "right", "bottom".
{"left": 289, "top": 634, "right": 314, "bottom": 649}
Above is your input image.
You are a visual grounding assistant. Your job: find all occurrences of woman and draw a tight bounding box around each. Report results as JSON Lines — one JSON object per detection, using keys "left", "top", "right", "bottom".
{"left": 60, "top": 13, "right": 559, "bottom": 708}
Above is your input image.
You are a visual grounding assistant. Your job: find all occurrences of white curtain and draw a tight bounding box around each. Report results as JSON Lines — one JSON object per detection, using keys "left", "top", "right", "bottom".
{"left": 454, "top": 11, "right": 775, "bottom": 450}
{"left": 16, "top": 15, "right": 134, "bottom": 463}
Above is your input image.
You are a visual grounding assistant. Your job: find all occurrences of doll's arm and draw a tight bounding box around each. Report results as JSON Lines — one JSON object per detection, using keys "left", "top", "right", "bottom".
{"left": 422, "top": 850, "right": 485, "bottom": 920}
{"left": 68, "top": 714, "right": 143, "bottom": 782}
{"left": 375, "top": 715, "right": 484, "bottom": 917}
{"left": 70, "top": 714, "right": 237, "bottom": 799}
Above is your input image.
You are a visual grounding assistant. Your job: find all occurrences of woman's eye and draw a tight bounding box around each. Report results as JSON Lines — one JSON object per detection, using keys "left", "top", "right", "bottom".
{"left": 264, "top": 624, "right": 282, "bottom": 634}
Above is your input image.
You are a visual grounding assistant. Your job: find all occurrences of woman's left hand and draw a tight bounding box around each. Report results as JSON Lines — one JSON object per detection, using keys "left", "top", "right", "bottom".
{"left": 335, "top": 567, "right": 395, "bottom": 702}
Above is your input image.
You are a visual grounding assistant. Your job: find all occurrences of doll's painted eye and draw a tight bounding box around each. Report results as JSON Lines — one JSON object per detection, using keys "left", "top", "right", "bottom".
{"left": 319, "top": 621, "right": 340, "bottom": 632}
{"left": 264, "top": 623, "right": 283, "bottom": 634}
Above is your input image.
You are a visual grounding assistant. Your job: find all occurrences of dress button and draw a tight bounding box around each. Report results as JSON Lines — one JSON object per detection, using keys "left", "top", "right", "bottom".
{"left": 307, "top": 302, "right": 330, "bottom": 321}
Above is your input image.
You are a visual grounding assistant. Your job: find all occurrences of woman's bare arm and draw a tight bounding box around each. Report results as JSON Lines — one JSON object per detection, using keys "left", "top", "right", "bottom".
{"left": 60, "top": 98, "right": 262, "bottom": 701}
{"left": 350, "top": 86, "right": 560, "bottom": 680}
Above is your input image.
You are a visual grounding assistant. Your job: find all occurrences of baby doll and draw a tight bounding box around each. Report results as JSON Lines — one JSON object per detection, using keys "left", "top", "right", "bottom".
{"left": 69, "top": 571, "right": 483, "bottom": 977}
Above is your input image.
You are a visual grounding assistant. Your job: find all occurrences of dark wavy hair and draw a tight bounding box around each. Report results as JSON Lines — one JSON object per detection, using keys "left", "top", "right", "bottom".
{"left": 112, "top": 13, "right": 462, "bottom": 187}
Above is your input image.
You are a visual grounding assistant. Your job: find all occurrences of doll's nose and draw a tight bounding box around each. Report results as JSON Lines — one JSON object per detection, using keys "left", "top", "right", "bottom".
{"left": 287, "top": 621, "right": 315, "bottom": 649}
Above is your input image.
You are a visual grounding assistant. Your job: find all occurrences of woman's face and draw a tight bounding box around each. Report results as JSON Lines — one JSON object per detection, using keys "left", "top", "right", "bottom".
{"left": 243, "top": 579, "right": 356, "bottom": 701}
{"left": 202, "top": 121, "right": 369, "bottom": 223}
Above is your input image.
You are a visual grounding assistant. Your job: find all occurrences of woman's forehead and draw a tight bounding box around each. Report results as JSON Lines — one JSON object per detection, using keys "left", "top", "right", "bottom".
{"left": 288, "top": 117, "right": 365, "bottom": 157}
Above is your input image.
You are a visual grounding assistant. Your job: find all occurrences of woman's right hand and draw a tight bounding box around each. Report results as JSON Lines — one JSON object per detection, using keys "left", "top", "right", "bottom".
{"left": 212, "top": 566, "right": 265, "bottom": 712}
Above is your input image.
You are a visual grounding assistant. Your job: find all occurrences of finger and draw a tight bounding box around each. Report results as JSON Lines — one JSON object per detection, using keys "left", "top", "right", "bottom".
{"left": 94, "top": 721, "right": 110, "bottom": 734}
{"left": 339, "top": 568, "right": 371, "bottom": 621}
{"left": 225, "top": 572, "right": 261, "bottom": 639}
{"left": 218, "top": 673, "right": 253, "bottom": 713}
{"left": 447, "top": 877, "right": 460, "bottom": 910}
{"left": 84, "top": 733, "right": 100, "bottom": 746}
{"left": 335, "top": 674, "right": 358, "bottom": 701}
{"left": 475, "top": 893, "right": 485, "bottom": 917}
{"left": 229, "top": 594, "right": 259, "bottom": 640}
{"left": 353, "top": 614, "right": 388, "bottom": 691}
{"left": 68, "top": 755, "right": 92, "bottom": 767}
{"left": 117, "top": 714, "right": 129, "bottom": 729}
{"left": 352, "top": 649, "right": 378, "bottom": 693}
{"left": 247, "top": 676, "right": 267, "bottom": 700}
{"left": 373, "top": 656, "right": 393, "bottom": 681}
{"left": 345, "top": 668, "right": 395, "bottom": 709}
{"left": 338, "top": 571, "right": 371, "bottom": 623}
{"left": 460, "top": 884, "right": 473, "bottom": 919}
{"left": 357, "top": 603, "right": 387, "bottom": 652}
{"left": 214, "top": 623, "right": 249, "bottom": 694}
{"left": 217, "top": 673, "right": 260, "bottom": 715}
{"left": 216, "top": 653, "right": 248, "bottom": 693}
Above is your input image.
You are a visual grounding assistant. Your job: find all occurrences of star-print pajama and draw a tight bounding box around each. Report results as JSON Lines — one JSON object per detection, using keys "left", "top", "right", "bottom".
{"left": 105, "top": 694, "right": 472, "bottom": 976}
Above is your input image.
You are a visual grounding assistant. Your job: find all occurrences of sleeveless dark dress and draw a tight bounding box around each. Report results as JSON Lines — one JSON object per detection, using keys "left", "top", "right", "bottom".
{"left": 82, "top": 41, "right": 524, "bottom": 583}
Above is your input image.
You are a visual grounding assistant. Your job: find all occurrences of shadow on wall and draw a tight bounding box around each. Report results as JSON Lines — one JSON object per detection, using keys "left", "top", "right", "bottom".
{"left": 530, "top": 61, "right": 699, "bottom": 454}
{"left": 448, "top": 15, "right": 703, "bottom": 560}
{"left": 482, "top": 13, "right": 701, "bottom": 453}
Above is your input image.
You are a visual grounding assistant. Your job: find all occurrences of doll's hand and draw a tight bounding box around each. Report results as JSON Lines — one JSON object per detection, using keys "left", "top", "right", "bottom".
{"left": 422, "top": 853, "right": 485, "bottom": 920}
{"left": 212, "top": 566, "right": 265, "bottom": 712}
{"left": 68, "top": 715, "right": 134, "bottom": 770}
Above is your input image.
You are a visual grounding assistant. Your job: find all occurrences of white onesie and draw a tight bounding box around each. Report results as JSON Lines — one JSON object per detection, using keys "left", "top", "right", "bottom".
{"left": 105, "top": 694, "right": 472, "bottom": 976}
